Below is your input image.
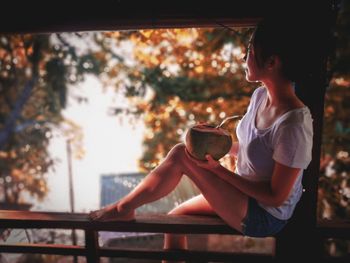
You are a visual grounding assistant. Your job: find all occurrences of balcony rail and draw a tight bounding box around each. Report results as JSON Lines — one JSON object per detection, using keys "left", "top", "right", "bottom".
{"left": 0, "top": 210, "right": 349, "bottom": 262}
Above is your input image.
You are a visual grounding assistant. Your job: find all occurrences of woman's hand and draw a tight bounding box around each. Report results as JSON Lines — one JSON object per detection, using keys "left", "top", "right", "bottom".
{"left": 200, "top": 154, "right": 221, "bottom": 170}
{"left": 185, "top": 149, "right": 221, "bottom": 170}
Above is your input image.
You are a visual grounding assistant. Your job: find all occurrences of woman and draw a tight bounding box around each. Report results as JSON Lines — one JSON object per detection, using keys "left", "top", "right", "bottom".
{"left": 89, "top": 16, "right": 314, "bottom": 250}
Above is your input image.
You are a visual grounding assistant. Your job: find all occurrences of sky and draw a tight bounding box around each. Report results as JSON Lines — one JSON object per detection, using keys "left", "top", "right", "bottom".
{"left": 32, "top": 75, "right": 145, "bottom": 213}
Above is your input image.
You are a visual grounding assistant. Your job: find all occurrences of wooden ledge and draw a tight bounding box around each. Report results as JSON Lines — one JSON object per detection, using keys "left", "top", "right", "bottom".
{"left": 0, "top": 243, "right": 85, "bottom": 256}
{"left": 0, "top": 210, "right": 239, "bottom": 234}
{"left": 1, "top": 210, "right": 349, "bottom": 262}
{"left": 1, "top": 210, "right": 349, "bottom": 238}
{"left": 317, "top": 219, "right": 350, "bottom": 239}
{"left": 100, "top": 247, "right": 273, "bottom": 262}
{"left": 0, "top": 244, "right": 273, "bottom": 262}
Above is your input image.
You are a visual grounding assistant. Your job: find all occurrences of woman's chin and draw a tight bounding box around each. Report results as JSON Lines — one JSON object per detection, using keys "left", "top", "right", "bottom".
{"left": 245, "top": 77, "right": 254, "bottom": 82}
{"left": 245, "top": 76, "right": 260, "bottom": 83}
{"left": 245, "top": 72, "right": 252, "bottom": 82}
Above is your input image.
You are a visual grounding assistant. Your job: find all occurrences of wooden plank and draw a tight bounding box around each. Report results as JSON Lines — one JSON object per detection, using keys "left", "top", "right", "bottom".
{"left": 317, "top": 219, "right": 350, "bottom": 239}
{"left": 322, "top": 255, "right": 350, "bottom": 263}
{"left": 99, "top": 247, "right": 274, "bottom": 262}
{"left": 2, "top": 210, "right": 350, "bottom": 238}
{"left": 0, "top": 210, "right": 90, "bottom": 229}
{"left": 0, "top": 211, "right": 240, "bottom": 234}
{"left": 0, "top": 243, "right": 85, "bottom": 256}
{"left": 3, "top": 210, "right": 350, "bottom": 238}
{"left": 0, "top": 210, "right": 88, "bottom": 221}
{"left": 103, "top": 214, "right": 240, "bottom": 234}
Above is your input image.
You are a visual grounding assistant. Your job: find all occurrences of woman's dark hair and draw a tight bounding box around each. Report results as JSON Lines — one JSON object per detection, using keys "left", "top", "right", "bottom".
{"left": 252, "top": 13, "right": 330, "bottom": 83}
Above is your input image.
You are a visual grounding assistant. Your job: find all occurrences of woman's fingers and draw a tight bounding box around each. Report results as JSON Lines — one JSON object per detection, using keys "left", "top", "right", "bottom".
{"left": 184, "top": 147, "right": 219, "bottom": 169}
{"left": 89, "top": 210, "right": 100, "bottom": 220}
{"left": 205, "top": 154, "right": 220, "bottom": 166}
{"left": 205, "top": 154, "right": 213, "bottom": 161}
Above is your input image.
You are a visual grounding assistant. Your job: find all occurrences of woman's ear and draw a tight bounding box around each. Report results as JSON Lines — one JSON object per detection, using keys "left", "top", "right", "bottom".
{"left": 266, "top": 55, "right": 282, "bottom": 72}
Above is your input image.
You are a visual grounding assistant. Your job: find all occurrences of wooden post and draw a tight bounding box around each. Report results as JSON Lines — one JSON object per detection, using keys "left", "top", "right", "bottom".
{"left": 85, "top": 230, "right": 99, "bottom": 263}
{"left": 275, "top": 2, "right": 338, "bottom": 262}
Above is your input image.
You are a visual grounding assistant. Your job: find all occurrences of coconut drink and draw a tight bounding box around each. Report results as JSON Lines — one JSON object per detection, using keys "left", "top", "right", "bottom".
{"left": 185, "top": 115, "right": 242, "bottom": 161}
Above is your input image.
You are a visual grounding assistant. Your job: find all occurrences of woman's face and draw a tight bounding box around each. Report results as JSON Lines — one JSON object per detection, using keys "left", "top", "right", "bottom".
{"left": 244, "top": 36, "right": 265, "bottom": 83}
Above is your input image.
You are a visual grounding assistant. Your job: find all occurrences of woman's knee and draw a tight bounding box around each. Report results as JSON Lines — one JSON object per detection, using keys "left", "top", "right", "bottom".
{"left": 166, "top": 143, "right": 186, "bottom": 161}
{"left": 168, "top": 205, "right": 186, "bottom": 216}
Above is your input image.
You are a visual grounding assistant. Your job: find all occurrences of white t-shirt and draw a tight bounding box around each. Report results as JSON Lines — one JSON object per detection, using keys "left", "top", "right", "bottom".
{"left": 235, "top": 86, "right": 313, "bottom": 220}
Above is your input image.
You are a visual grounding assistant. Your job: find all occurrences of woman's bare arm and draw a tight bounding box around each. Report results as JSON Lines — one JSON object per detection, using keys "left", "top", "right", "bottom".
{"left": 188, "top": 151, "right": 301, "bottom": 207}
{"left": 229, "top": 141, "right": 239, "bottom": 158}
{"left": 210, "top": 161, "right": 301, "bottom": 207}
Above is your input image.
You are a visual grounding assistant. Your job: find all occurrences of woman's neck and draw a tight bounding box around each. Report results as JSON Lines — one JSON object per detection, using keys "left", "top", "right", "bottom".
{"left": 262, "top": 79, "right": 297, "bottom": 108}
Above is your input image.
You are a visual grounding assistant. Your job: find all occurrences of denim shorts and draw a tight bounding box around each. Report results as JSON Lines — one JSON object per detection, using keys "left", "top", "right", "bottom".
{"left": 241, "top": 198, "right": 288, "bottom": 237}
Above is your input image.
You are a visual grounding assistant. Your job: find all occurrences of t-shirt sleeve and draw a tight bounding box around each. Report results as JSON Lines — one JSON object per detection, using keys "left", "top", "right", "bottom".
{"left": 272, "top": 122, "right": 313, "bottom": 169}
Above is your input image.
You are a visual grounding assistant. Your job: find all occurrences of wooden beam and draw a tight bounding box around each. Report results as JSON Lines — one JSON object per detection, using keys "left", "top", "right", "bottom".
{"left": 99, "top": 247, "right": 274, "bottom": 262}
{"left": 0, "top": 243, "right": 85, "bottom": 256}
{"left": 317, "top": 219, "right": 350, "bottom": 239}
{"left": 0, "top": 211, "right": 240, "bottom": 234}
{"left": 0, "top": 1, "right": 333, "bottom": 33}
{"left": 0, "top": 211, "right": 349, "bottom": 262}
{"left": 2, "top": 210, "right": 349, "bottom": 237}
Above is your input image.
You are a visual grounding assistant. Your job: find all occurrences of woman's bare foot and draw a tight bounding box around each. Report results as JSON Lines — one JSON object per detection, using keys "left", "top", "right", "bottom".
{"left": 89, "top": 202, "right": 135, "bottom": 222}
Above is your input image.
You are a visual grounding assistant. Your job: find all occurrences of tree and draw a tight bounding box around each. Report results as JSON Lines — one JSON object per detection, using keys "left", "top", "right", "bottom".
{"left": 107, "top": 28, "right": 254, "bottom": 171}
{"left": 0, "top": 33, "right": 115, "bottom": 205}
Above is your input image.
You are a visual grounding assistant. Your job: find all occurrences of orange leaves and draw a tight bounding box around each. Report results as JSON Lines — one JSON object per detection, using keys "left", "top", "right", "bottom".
{"left": 0, "top": 36, "right": 32, "bottom": 69}
{"left": 94, "top": 51, "right": 108, "bottom": 61}
{"left": 172, "top": 29, "right": 198, "bottom": 48}
{"left": 124, "top": 27, "right": 248, "bottom": 83}
{"left": 103, "top": 27, "right": 254, "bottom": 171}
{"left": 332, "top": 77, "right": 350, "bottom": 88}
{"left": 104, "top": 31, "right": 121, "bottom": 38}
{"left": 194, "top": 65, "right": 204, "bottom": 74}
{"left": 129, "top": 29, "right": 202, "bottom": 70}
{"left": 136, "top": 29, "right": 198, "bottom": 47}
{"left": 11, "top": 169, "right": 24, "bottom": 181}
{"left": 139, "top": 30, "right": 154, "bottom": 39}
{"left": 324, "top": 106, "right": 335, "bottom": 118}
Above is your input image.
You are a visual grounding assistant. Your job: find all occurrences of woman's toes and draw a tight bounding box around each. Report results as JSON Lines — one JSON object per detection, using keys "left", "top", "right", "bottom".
{"left": 89, "top": 210, "right": 101, "bottom": 220}
{"left": 87, "top": 205, "right": 135, "bottom": 222}
{"left": 88, "top": 213, "right": 96, "bottom": 220}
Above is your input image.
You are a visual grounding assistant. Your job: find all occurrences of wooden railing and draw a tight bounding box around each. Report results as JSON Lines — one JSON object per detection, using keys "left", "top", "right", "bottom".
{"left": 0, "top": 210, "right": 349, "bottom": 262}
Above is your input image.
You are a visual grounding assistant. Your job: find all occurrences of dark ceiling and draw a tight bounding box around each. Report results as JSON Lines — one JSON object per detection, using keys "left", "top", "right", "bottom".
{"left": 0, "top": 1, "right": 335, "bottom": 33}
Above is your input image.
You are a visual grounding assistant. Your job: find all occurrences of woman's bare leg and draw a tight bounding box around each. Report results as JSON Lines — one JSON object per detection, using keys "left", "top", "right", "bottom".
{"left": 161, "top": 194, "right": 216, "bottom": 263}
{"left": 166, "top": 144, "right": 248, "bottom": 231}
{"left": 164, "top": 194, "right": 216, "bottom": 250}
{"left": 89, "top": 144, "right": 248, "bottom": 233}
{"left": 89, "top": 144, "right": 185, "bottom": 221}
